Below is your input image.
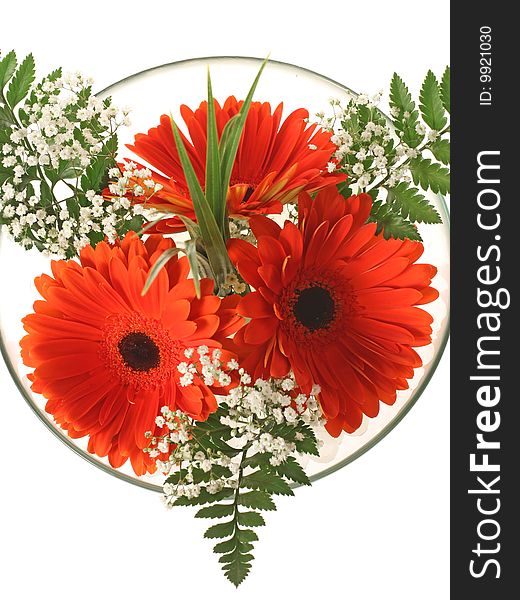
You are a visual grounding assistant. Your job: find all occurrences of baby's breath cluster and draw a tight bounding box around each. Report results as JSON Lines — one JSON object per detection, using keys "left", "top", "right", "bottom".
{"left": 107, "top": 160, "right": 163, "bottom": 200}
{"left": 0, "top": 53, "right": 147, "bottom": 257}
{"left": 145, "top": 346, "right": 323, "bottom": 508}
{"left": 318, "top": 86, "right": 449, "bottom": 195}
{"left": 318, "top": 93, "right": 402, "bottom": 192}
{"left": 222, "top": 372, "right": 322, "bottom": 446}
{"left": 12, "top": 71, "right": 130, "bottom": 170}
{"left": 313, "top": 69, "right": 450, "bottom": 243}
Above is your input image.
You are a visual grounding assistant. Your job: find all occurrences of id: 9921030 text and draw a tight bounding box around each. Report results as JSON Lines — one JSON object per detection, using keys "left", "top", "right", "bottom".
{"left": 480, "top": 25, "right": 492, "bottom": 106}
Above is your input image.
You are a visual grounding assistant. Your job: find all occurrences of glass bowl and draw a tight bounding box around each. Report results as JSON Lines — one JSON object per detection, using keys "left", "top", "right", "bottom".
{"left": 0, "top": 57, "right": 450, "bottom": 492}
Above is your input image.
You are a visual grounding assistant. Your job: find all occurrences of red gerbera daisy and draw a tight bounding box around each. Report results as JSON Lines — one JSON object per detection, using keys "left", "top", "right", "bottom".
{"left": 125, "top": 96, "right": 346, "bottom": 232}
{"left": 228, "top": 185, "right": 438, "bottom": 436}
{"left": 20, "top": 232, "right": 243, "bottom": 475}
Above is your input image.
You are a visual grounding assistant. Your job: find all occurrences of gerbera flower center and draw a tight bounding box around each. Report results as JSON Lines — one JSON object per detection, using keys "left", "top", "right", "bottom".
{"left": 101, "top": 312, "right": 183, "bottom": 389}
{"left": 279, "top": 268, "right": 358, "bottom": 346}
{"left": 118, "top": 332, "right": 160, "bottom": 372}
{"left": 293, "top": 286, "right": 335, "bottom": 331}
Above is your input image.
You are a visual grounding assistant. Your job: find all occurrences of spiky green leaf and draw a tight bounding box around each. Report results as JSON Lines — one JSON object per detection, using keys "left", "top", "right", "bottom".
{"left": 389, "top": 73, "right": 422, "bottom": 148}
{"left": 46, "top": 67, "right": 63, "bottom": 83}
{"left": 219, "top": 114, "right": 241, "bottom": 156}
{"left": 274, "top": 457, "right": 311, "bottom": 486}
{"left": 204, "top": 520, "right": 235, "bottom": 539}
{"left": 222, "top": 558, "right": 251, "bottom": 587}
{"left": 419, "top": 70, "right": 447, "bottom": 131}
{"left": 429, "top": 138, "right": 450, "bottom": 165}
{"left": 195, "top": 503, "right": 235, "bottom": 519}
{"left": 241, "top": 471, "right": 294, "bottom": 496}
{"left": 80, "top": 136, "right": 116, "bottom": 191}
{"left": 237, "top": 511, "right": 265, "bottom": 527}
{"left": 219, "top": 57, "right": 269, "bottom": 210}
{"left": 409, "top": 157, "right": 450, "bottom": 194}
{"left": 369, "top": 201, "right": 422, "bottom": 241}
{"left": 219, "top": 550, "right": 254, "bottom": 565}
{"left": 6, "top": 54, "right": 35, "bottom": 108}
{"left": 0, "top": 105, "right": 13, "bottom": 127}
{"left": 0, "top": 50, "right": 17, "bottom": 89}
{"left": 213, "top": 537, "right": 237, "bottom": 555}
{"left": 237, "top": 490, "right": 276, "bottom": 511}
{"left": 170, "top": 116, "right": 233, "bottom": 289}
{"left": 390, "top": 73, "right": 415, "bottom": 113}
{"left": 440, "top": 66, "right": 450, "bottom": 114}
{"left": 237, "top": 528, "right": 258, "bottom": 542}
{"left": 173, "top": 488, "right": 233, "bottom": 506}
{"left": 293, "top": 425, "right": 320, "bottom": 456}
{"left": 387, "top": 183, "right": 441, "bottom": 224}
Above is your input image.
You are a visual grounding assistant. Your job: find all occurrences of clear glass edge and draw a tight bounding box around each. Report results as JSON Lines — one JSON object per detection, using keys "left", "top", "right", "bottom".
{"left": 0, "top": 55, "right": 451, "bottom": 493}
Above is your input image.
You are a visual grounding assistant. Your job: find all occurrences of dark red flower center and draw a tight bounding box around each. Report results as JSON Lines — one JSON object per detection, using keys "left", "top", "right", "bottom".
{"left": 293, "top": 286, "right": 335, "bottom": 331}
{"left": 101, "top": 312, "right": 183, "bottom": 389}
{"left": 279, "top": 269, "right": 359, "bottom": 347}
{"left": 118, "top": 332, "right": 160, "bottom": 371}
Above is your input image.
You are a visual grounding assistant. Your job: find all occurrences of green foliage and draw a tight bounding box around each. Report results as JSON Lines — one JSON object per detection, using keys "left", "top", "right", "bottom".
{"left": 429, "top": 138, "right": 450, "bottom": 165}
{"left": 390, "top": 73, "right": 415, "bottom": 113}
{"left": 171, "top": 117, "right": 234, "bottom": 294}
{"left": 368, "top": 201, "right": 422, "bottom": 242}
{"left": 419, "top": 70, "right": 447, "bottom": 131}
{"left": 196, "top": 504, "right": 235, "bottom": 519}
{"left": 293, "top": 424, "right": 320, "bottom": 456}
{"left": 141, "top": 247, "right": 182, "bottom": 295}
{"left": 389, "top": 73, "right": 422, "bottom": 148}
{"left": 237, "top": 491, "right": 276, "bottom": 511}
{"left": 273, "top": 456, "right": 311, "bottom": 486}
{"left": 168, "top": 399, "right": 319, "bottom": 587}
{"left": 204, "top": 70, "right": 223, "bottom": 219}
{"left": 80, "top": 136, "right": 117, "bottom": 192}
{"left": 0, "top": 52, "right": 134, "bottom": 258}
{"left": 409, "top": 157, "right": 450, "bottom": 194}
{"left": 386, "top": 183, "right": 441, "bottom": 224}
{"left": 218, "top": 57, "right": 268, "bottom": 229}
{"left": 440, "top": 66, "right": 450, "bottom": 114}
{"left": 184, "top": 239, "right": 202, "bottom": 297}
{"left": 0, "top": 50, "right": 18, "bottom": 89}
{"left": 242, "top": 470, "right": 294, "bottom": 496}
{"left": 168, "top": 58, "right": 268, "bottom": 293}
{"left": 6, "top": 54, "right": 35, "bottom": 109}
{"left": 359, "top": 67, "right": 450, "bottom": 242}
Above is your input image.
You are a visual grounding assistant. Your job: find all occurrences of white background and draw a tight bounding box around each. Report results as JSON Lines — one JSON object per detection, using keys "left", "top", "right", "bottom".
{"left": 0, "top": 2, "right": 450, "bottom": 598}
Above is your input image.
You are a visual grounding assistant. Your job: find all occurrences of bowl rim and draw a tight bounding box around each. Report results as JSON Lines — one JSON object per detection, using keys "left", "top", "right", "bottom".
{"left": 0, "top": 55, "right": 450, "bottom": 493}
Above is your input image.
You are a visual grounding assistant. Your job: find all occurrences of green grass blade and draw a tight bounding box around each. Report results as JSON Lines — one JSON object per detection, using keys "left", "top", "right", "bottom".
{"left": 184, "top": 239, "right": 201, "bottom": 298}
{"left": 170, "top": 116, "right": 233, "bottom": 290}
{"left": 205, "top": 68, "right": 223, "bottom": 222}
{"left": 219, "top": 57, "right": 269, "bottom": 224}
{"left": 219, "top": 114, "right": 241, "bottom": 156}
{"left": 177, "top": 214, "right": 202, "bottom": 240}
{"left": 138, "top": 215, "right": 166, "bottom": 236}
{"left": 141, "top": 247, "right": 181, "bottom": 295}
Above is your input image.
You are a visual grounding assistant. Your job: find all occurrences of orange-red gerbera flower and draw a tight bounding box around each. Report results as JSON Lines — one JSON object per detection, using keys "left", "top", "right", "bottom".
{"left": 20, "top": 232, "right": 243, "bottom": 475}
{"left": 228, "top": 185, "right": 438, "bottom": 436}
{"left": 125, "top": 96, "right": 346, "bottom": 232}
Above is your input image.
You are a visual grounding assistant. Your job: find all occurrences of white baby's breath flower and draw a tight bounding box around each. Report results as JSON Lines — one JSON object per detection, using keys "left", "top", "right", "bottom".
{"left": 427, "top": 129, "right": 439, "bottom": 142}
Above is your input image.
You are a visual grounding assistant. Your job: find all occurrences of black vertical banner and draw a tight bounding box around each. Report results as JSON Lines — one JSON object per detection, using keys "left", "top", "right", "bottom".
{"left": 451, "top": 3, "right": 516, "bottom": 597}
